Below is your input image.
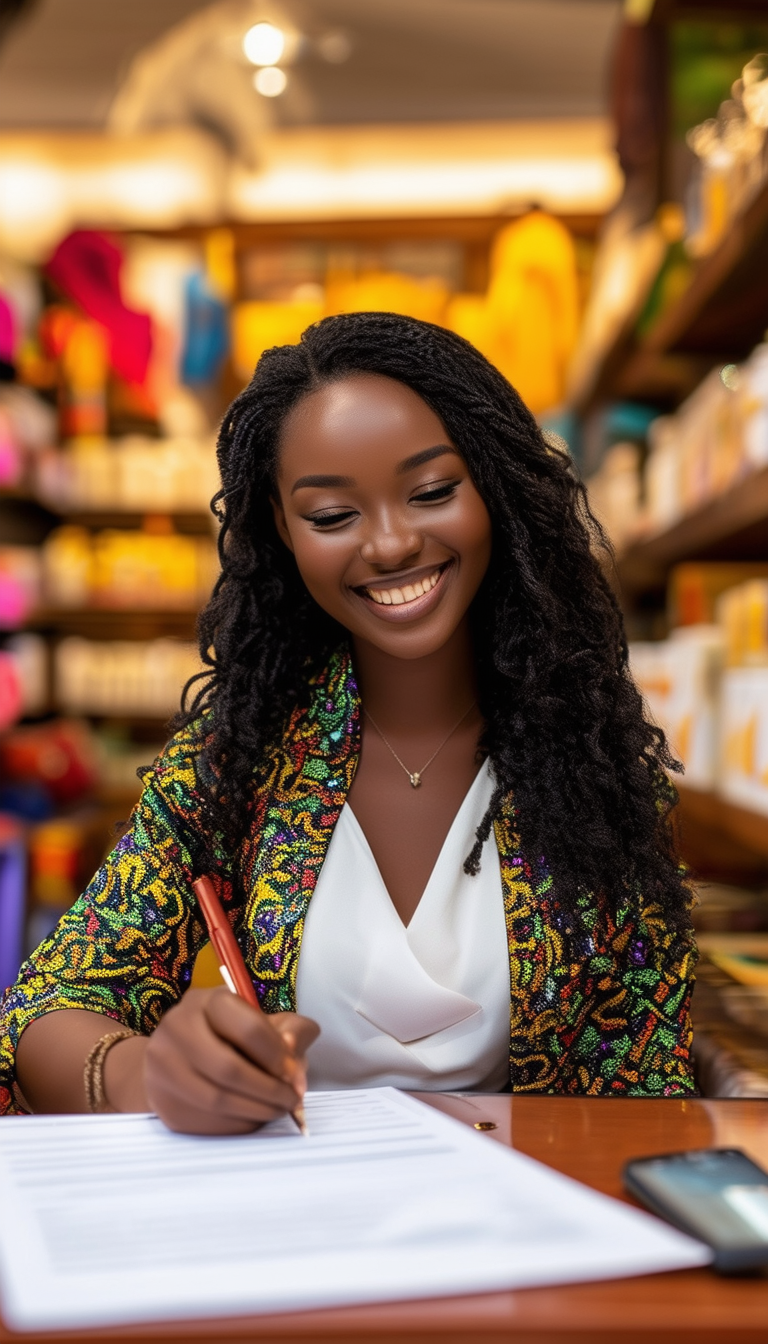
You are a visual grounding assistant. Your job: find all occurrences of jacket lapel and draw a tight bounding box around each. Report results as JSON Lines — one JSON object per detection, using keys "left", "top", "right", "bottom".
{"left": 241, "top": 649, "right": 361, "bottom": 1011}
{"left": 494, "top": 809, "right": 566, "bottom": 1091}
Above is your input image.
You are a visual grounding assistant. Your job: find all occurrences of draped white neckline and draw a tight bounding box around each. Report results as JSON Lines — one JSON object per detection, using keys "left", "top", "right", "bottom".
{"left": 295, "top": 763, "right": 511, "bottom": 1091}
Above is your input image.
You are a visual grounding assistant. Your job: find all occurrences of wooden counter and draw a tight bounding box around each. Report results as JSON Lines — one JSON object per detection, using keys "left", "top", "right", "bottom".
{"left": 3, "top": 1094, "right": 768, "bottom": 1343}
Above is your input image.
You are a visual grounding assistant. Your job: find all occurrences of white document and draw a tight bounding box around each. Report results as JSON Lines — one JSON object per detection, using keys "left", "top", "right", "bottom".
{"left": 0, "top": 1087, "right": 711, "bottom": 1331}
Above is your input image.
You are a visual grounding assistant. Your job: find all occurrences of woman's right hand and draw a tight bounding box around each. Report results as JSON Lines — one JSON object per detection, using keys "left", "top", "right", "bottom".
{"left": 116, "top": 989, "right": 320, "bottom": 1134}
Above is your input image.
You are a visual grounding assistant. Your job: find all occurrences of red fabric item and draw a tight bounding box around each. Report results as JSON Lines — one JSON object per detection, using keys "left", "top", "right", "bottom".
{"left": 0, "top": 719, "right": 99, "bottom": 804}
{"left": 45, "top": 231, "right": 152, "bottom": 385}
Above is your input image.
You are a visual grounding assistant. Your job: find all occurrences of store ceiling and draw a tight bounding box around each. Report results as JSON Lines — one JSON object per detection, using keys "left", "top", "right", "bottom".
{"left": 0, "top": 0, "right": 622, "bottom": 130}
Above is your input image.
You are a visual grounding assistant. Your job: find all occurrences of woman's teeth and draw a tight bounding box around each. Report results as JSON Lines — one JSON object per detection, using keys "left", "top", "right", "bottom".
{"left": 364, "top": 568, "right": 442, "bottom": 606}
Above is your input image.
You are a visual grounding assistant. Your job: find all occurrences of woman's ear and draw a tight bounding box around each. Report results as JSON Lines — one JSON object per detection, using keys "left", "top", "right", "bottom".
{"left": 270, "top": 494, "right": 295, "bottom": 552}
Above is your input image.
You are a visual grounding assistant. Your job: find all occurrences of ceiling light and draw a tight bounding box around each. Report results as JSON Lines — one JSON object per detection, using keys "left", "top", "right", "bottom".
{"left": 243, "top": 22, "right": 285, "bottom": 66}
{"left": 253, "top": 66, "right": 287, "bottom": 97}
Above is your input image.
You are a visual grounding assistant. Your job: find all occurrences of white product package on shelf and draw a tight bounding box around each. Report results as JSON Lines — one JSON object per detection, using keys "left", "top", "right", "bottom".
{"left": 629, "top": 626, "right": 724, "bottom": 788}
{"left": 719, "top": 666, "right": 768, "bottom": 817}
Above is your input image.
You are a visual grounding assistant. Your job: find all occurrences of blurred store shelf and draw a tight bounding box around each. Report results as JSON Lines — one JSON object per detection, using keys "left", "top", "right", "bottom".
{"left": 27, "top": 609, "right": 198, "bottom": 639}
{"left": 617, "top": 465, "right": 768, "bottom": 597}
{"left": 575, "top": 177, "right": 768, "bottom": 414}
{"left": 55, "top": 510, "right": 215, "bottom": 534}
{"left": 677, "top": 785, "right": 768, "bottom": 886}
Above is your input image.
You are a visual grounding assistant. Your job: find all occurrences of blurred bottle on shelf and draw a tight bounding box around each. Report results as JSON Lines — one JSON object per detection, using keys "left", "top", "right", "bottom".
{"left": 448, "top": 210, "right": 579, "bottom": 415}
{"left": 60, "top": 318, "right": 110, "bottom": 440}
{"left": 669, "top": 564, "right": 768, "bottom": 629}
{"left": 685, "top": 53, "right": 768, "bottom": 259}
{"left": 54, "top": 637, "right": 202, "bottom": 717}
{"left": 0, "top": 815, "right": 25, "bottom": 992}
{"left": 24, "top": 813, "right": 113, "bottom": 956}
{"left": 592, "top": 339, "right": 768, "bottom": 551}
{"left": 718, "top": 580, "right": 768, "bottom": 817}
{"left": 35, "top": 435, "right": 219, "bottom": 514}
{"left": 583, "top": 441, "right": 643, "bottom": 551}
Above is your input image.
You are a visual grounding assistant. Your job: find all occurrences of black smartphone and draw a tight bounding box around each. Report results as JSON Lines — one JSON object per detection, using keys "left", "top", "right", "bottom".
{"left": 624, "top": 1148, "right": 768, "bottom": 1273}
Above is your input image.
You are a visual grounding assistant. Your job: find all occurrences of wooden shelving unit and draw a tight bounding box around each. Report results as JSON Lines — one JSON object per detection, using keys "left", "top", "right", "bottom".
{"left": 577, "top": 177, "right": 768, "bottom": 414}
{"left": 676, "top": 785, "right": 768, "bottom": 885}
{"left": 57, "top": 510, "right": 215, "bottom": 535}
{"left": 28, "top": 608, "right": 199, "bottom": 639}
{"left": 613, "top": 477, "right": 768, "bottom": 884}
{"left": 617, "top": 465, "right": 768, "bottom": 597}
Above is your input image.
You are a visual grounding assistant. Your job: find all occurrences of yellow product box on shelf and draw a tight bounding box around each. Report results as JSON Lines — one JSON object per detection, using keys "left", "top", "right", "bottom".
{"left": 719, "top": 667, "right": 768, "bottom": 818}
{"left": 716, "top": 580, "right": 768, "bottom": 669}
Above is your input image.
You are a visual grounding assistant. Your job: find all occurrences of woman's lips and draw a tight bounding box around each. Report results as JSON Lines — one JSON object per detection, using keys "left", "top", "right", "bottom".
{"left": 353, "top": 562, "right": 453, "bottom": 622}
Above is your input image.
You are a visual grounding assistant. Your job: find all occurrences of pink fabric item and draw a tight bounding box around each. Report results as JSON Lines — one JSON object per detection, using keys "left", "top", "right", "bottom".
{"left": 0, "top": 294, "right": 15, "bottom": 363}
{"left": 45, "top": 231, "right": 152, "bottom": 385}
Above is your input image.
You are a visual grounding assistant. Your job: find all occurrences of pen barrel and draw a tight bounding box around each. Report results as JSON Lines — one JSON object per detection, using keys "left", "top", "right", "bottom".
{"left": 192, "top": 877, "right": 261, "bottom": 1009}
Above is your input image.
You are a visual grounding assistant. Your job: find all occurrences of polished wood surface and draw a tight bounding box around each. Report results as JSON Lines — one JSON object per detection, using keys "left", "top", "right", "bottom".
{"left": 3, "top": 1095, "right": 768, "bottom": 1344}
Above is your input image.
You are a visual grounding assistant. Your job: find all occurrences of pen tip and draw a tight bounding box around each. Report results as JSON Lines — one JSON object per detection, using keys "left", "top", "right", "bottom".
{"left": 293, "top": 1105, "right": 310, "bottom": 1138}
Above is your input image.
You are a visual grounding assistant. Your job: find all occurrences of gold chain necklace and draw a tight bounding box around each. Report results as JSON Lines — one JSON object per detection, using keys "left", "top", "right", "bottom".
{"left": 364, "top": 702, "right": 476, "bottom": 789}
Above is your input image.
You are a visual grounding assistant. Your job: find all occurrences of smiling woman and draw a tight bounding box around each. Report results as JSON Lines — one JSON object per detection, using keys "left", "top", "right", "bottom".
{"left": 1, "top": 312, "right": 697, "bottom": 1129}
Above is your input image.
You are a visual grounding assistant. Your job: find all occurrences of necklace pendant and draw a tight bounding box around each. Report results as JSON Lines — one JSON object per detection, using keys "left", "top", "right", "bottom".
{"left": 409, "top": 772, "right": 422, "bottom": 789}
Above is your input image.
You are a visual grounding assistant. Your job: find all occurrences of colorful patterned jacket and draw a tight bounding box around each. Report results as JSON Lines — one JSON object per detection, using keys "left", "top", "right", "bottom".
{"left": 0, "top": 649, "right": 697, "bottom": 1113}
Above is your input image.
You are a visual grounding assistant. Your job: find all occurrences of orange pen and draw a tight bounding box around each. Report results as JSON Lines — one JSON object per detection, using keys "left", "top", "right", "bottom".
{"left": 192, "top": 875, "right": 309, "bottom": 1136}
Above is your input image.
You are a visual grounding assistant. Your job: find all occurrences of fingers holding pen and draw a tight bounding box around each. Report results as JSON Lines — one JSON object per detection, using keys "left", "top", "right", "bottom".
{"left": 205, "top": 993, "right": 317, "bottom": 1095}
{"left": 143, "top": 988, "right": 319, "bottom": 1134}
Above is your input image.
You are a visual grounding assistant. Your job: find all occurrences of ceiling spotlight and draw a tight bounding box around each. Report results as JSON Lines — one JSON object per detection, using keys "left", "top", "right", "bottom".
{"left": 244, "top": 22, "right": 285, "bottom": 66}
{"left": 253, "top": 65, "right": 288, "bottom": 97}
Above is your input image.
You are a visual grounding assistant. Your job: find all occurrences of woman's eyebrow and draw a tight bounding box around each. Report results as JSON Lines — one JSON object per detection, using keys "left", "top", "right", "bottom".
{"left": 291, "top": 473, "right": 355, "bottom": 494}
{"left": 396, "top": 444, "right": 459, "bottom": 474}
{"left": 290, "top": 445, "right": 458, "bottom": 493}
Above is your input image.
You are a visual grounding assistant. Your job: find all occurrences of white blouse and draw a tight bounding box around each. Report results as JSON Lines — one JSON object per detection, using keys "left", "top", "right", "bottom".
{"left": 295, "top": 764, "right": 511, "bottom": 1091}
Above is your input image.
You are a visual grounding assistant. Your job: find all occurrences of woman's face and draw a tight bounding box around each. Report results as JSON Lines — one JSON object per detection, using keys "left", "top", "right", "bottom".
{"left": 272, "top": 373, "right": 492, "bottom": 661}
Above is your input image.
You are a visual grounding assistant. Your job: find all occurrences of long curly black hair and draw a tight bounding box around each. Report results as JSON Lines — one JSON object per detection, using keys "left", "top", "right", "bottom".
{"left": 178, "top": 311, "right": 688, "bottom": 928}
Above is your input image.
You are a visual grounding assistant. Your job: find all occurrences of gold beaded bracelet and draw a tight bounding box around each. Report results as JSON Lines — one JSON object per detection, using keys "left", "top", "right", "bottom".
{"left": 83, "top": 1029, "right": 137, "bottom": 1114}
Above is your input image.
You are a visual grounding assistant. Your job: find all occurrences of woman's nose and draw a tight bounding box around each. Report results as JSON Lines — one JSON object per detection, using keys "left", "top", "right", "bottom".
{"left": 359, "top": 509, "right": 422, "bottom": 569}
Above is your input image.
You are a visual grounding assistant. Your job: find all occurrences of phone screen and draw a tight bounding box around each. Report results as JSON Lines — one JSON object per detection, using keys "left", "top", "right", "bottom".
{"left": 625, "top": 1148, "right": 768, "bottom": 1271}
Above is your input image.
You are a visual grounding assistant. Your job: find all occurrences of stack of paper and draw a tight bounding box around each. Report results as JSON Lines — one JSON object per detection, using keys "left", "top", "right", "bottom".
{"left": 0, "top": 1088, "right": 710, "bottom": 1331}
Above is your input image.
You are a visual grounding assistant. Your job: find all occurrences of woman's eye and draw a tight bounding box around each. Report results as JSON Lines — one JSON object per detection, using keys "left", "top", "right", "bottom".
{"left": 306, "top": 509, "right": 357, "bottom": 529}
{"left": 411, "top": 481, "right": 459, "bottom": 504}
